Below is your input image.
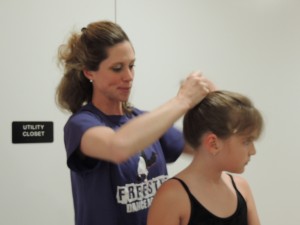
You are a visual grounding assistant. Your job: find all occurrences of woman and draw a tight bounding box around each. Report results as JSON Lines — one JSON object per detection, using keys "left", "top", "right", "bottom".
{"left": 56, "top": 20, "right": 215, "bottom": 225}
{"left": 147, "top": 90, "right": 264, "bottom": 225}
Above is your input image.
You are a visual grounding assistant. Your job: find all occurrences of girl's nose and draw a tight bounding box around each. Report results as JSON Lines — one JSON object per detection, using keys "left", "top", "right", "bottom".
{"left": 249, "top": 145, "right": 256, "bottom": 156}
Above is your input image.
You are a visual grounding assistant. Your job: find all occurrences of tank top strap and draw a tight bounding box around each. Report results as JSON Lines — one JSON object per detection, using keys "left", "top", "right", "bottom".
{"left": 172, "top": 175, "right": 241, "bottom": 199}
{"left": 227, "top": 173, "right": 239, "bottom": 191}
{"left": 171, "top": 177, "right": 191, "bottom": 194}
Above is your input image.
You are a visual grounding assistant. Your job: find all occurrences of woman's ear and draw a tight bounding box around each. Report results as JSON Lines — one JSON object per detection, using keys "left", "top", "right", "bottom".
{"left": 204, "top": 133, "right": 221, "bottom": 156}
{"left": 83, "top": 69, "right": 93, "bottom": 81}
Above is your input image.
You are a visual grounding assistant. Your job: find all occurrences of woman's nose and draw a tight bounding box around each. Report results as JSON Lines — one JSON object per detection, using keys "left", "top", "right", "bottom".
{"left": 123, "top": 68, "right": 134, "bottom": 81}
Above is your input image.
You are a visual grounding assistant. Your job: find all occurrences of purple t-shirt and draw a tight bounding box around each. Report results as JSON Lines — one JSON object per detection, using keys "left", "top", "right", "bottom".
{"left": 64, "top": 102, "right": 184, "bottom": 225}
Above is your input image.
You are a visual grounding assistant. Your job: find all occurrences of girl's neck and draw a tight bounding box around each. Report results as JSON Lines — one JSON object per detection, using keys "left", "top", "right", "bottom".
{"left": 183, "top": 154, "right": 224, "bottom": 184}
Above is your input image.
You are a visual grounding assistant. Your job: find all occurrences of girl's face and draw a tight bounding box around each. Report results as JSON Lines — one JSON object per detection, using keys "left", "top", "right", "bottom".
{"left": 88, "top": 41, "right": 135, "bottom": 106}
{"left": 220, "top": 132, "right": 257, "bottom": 173}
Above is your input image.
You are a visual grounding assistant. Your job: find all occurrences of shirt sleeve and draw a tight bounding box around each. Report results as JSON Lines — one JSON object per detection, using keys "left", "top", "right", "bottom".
{"left": 64, "top": 111, "right": 103, "bottom": 172}
{"left": 132, "top": 108, "right": 184, "bottom": 163}
{"left": 159, "top": 126, "right": 184, "bottom": 163}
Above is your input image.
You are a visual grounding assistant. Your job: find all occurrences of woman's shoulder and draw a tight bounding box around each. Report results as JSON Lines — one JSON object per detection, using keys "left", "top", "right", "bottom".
{"left": 65, "top": 105, "right": 103, "bottom": 130}
{"left": 132, "top": 107, "right": 147, "bottom": 115}
{"left": 67, "top": 109, "right": 98, "bottom": 124}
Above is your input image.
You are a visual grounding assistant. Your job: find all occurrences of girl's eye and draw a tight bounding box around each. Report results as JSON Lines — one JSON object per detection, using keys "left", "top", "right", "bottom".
{"left": 129, "top": 64, "right": 135, "bottom": 70}
{"left": 243, "top": 139, "right": 253, "bottom": 145}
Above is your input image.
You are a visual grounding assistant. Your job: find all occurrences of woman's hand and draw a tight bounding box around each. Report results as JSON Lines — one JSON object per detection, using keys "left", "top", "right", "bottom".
{"left": 177, "top": 71, "right": 216, "bottom": 109}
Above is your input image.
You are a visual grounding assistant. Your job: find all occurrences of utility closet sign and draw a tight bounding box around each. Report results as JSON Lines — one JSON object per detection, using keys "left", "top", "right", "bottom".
{"left": 12, "top": 121, "right": 53, "bottom": 144}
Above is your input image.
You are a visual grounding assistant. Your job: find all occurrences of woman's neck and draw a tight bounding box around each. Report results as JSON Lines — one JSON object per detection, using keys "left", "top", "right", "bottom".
{"left": 91, "top": 99, "right": 123, "bottom": 115}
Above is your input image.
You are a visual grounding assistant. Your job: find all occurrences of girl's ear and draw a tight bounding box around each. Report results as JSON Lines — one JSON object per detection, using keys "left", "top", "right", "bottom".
{"left": 203, "top": 133, "right": 221, "bottom": 156}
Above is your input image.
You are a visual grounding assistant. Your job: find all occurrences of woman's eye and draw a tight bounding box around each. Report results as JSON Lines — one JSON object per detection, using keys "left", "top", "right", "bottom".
{"left": 112, "top": 66, "right": 122, "bottom": 72}
{"left": 111, "top": 63, "right": 135, "bottom": 72}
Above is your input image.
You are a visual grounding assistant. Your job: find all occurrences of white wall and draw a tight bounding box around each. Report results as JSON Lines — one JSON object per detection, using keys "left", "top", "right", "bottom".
{"left": 119, "top": 1, "right": 300, "bottom": 224}
{"left": 0, "top": 1, "right": 115, "bottom": 224}
{"left": 1, "top": 0, "right": 299, "bottom": 224}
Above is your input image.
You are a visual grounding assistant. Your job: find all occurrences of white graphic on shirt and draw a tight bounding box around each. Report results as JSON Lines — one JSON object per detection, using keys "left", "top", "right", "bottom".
{"left": 116, "top": 175, "right": 168, "bottom": 213}
{"left": 137, "top": 151, "right": 157, "bottom": 183}
{"left": 116, "top": 151, "right": 166, "bottom": 213}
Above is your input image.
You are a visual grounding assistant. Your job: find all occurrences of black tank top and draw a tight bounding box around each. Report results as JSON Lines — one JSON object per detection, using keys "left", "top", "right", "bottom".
{"left": 172, "top": 174, "right": 248, "bottom": 225}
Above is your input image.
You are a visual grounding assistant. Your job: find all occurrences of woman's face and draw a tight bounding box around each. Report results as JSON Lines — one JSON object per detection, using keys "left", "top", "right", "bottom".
{"left": 88, "top": 41, "right": 135, "bottom": 105}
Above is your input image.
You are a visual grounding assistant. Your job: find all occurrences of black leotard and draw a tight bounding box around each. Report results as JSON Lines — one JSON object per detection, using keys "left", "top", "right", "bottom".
{"left": 172, "top": 174, "right": 248, "bottom": 225}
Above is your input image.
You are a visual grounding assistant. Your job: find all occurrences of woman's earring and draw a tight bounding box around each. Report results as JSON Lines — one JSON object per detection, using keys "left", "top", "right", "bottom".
{"left": 90, "top": 80, "right": 93, "bottom": 83}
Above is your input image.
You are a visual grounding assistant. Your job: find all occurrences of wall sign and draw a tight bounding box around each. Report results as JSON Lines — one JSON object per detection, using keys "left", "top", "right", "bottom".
{"left": 12, "top": 121, "right": 53, "bottom": 143}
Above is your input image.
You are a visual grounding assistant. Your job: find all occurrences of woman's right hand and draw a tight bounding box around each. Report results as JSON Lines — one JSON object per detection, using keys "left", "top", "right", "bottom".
{"left": 177, "top": 71, "right": 216, "bottom": 109}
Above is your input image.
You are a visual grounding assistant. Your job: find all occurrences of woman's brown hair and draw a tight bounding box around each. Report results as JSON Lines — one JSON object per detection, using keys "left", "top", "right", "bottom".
{"left": 56, "top": 20, "right": 132, "bottom": 113}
